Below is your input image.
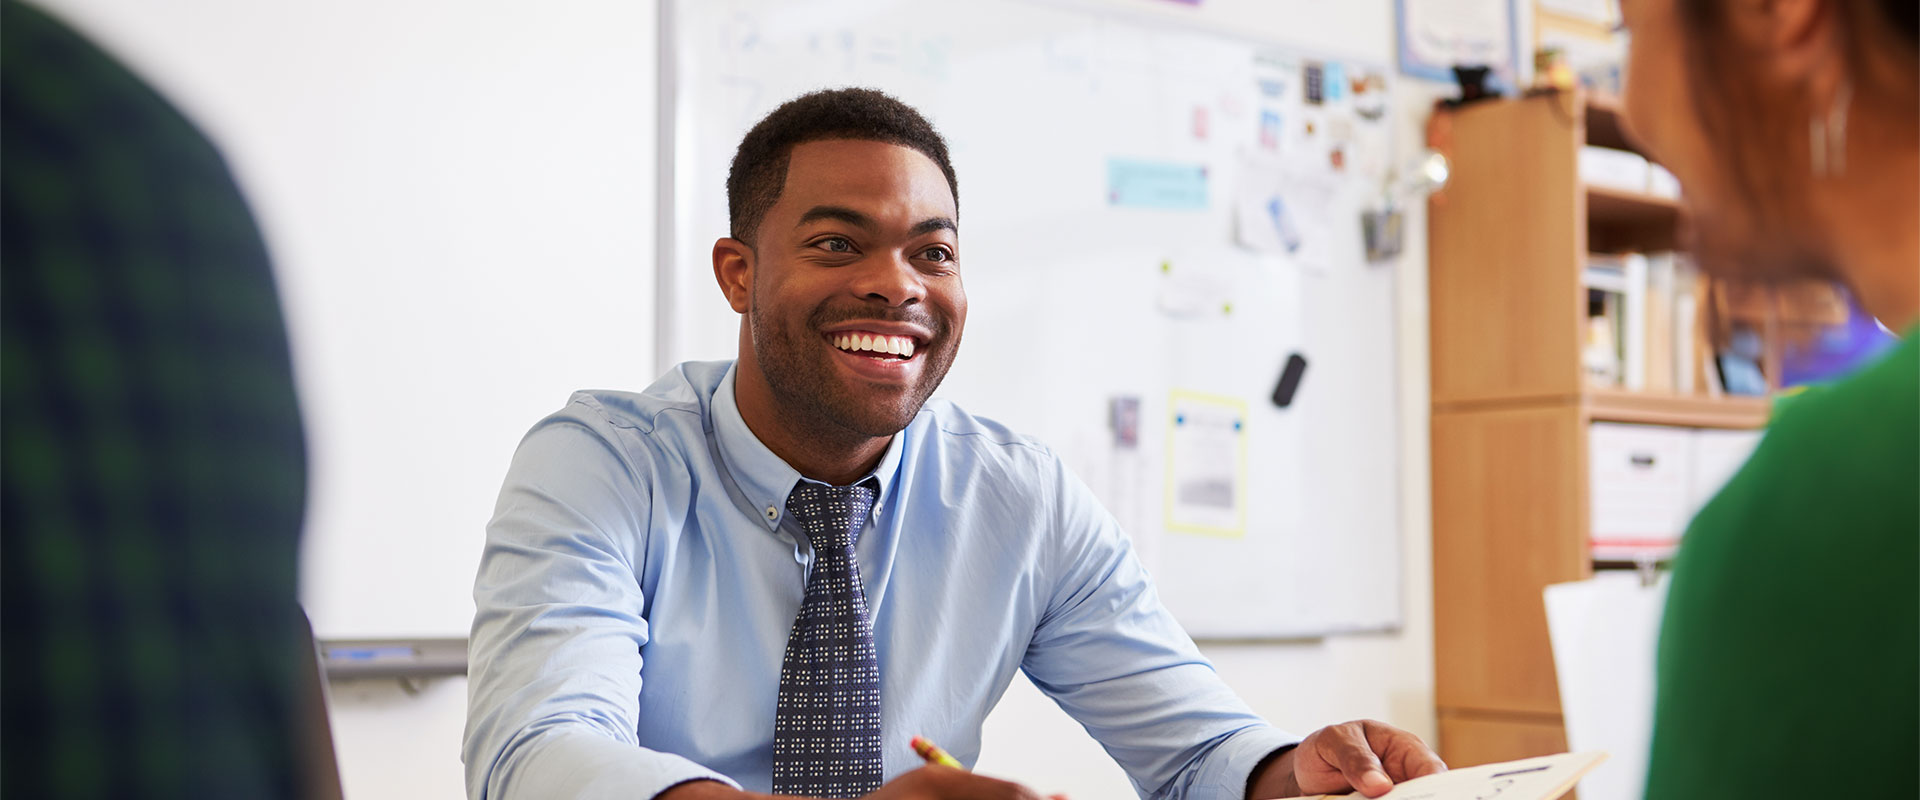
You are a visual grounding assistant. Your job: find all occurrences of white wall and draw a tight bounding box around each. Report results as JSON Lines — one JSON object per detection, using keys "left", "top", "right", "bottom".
{"left": 34, "top": 0, "right": 1481, "bottom": 796}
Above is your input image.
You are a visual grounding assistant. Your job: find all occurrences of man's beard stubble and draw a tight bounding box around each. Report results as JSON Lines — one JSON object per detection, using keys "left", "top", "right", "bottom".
{"left": 749, "top": 298, "right": 959, "bottom": 442}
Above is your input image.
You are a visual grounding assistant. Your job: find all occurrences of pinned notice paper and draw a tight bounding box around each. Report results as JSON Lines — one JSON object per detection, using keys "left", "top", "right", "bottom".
{"left": 1233, "top": 154, "right": 1341, "bottom": 272}
{"left": 1108, "top": 157, "right": 1209, "bottom": 210}
{"left": 1282, "top": 752, "right": 1608, "bottom": 800}
{"left": 1164, "top": 390, "right": 1248, "bottom": 537}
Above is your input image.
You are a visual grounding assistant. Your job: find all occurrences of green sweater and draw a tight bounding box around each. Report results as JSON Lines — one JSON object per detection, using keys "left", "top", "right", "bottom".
{"left": 1645, "top": 329, "right": 1918, "bottom": 798}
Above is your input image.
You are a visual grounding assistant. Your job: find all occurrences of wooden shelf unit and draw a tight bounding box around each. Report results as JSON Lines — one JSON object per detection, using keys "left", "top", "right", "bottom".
{"left": 1427, "top": 91, "right": 1770, "bottom": 769}
{"left": 1586, "top": 185, "right": 1681, "bottom": 253}
{"left": 1582, "top": 388, "right": 1770, "bottom": 429}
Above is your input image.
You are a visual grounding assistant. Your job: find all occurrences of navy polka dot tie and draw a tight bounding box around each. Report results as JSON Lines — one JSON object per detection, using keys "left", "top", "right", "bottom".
{"left": 772, "top": 480, "right": 884, "bottom": 797}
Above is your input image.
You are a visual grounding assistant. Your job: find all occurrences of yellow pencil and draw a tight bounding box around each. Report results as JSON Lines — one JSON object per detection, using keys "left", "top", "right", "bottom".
{"left": 910, "top": 735, "right": 964, "bottom": 769}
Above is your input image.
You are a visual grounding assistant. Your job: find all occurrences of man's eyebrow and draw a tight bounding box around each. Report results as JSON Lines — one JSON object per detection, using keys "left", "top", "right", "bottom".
{"left": 796, "top": 205, "right": 875, "bottom": 229}
{"left": 910, "top": 216, "right": 957, "bottom": 237}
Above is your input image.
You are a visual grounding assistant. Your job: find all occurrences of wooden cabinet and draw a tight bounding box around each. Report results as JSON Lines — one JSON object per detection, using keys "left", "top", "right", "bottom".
{"left": 1426, "top": 91, "right": 1769, "bottom": 767}
{"left": 1437, "top": 711, "right": 1571, "bottom": 769}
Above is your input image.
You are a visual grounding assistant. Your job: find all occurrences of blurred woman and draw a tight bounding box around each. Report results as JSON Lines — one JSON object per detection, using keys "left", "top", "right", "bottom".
{"left": 1617, "top": 0, "right": 1917, "bottom": 796}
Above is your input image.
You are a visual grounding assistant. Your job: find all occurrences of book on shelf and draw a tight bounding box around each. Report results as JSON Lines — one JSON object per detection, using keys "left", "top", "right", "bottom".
{"left": 1583, "top": 254, "right": 1646, "bottom": 390}
{"left": 1643, "top": 254, "right": 1676, "bottom": 393}
{"left": 1672, "top": 257, "right": 1698, "bottom": 394}
{"left": 1586, "top": 252, "right": 1702, "bottom": 394}
{"left": 1584, "top": 288, "right": 1624, "bottom": 387}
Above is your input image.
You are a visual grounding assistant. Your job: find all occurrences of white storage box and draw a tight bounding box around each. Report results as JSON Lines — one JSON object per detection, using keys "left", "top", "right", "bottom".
{"left": 1589, "top": 422, "right": 1694, "bottom": 559}
{"left": 1580, "top": 145, "right": 1652, "bottom": 193}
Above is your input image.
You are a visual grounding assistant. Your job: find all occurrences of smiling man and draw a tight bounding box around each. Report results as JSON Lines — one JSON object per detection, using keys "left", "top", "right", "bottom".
{"left": 463, "top": 89, "right": 1443, "bottom": 800}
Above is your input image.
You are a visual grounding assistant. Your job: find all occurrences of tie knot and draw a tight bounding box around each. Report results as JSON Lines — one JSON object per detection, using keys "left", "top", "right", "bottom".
{"left": 785, "top": 480, "right": 876, "bottom": 552}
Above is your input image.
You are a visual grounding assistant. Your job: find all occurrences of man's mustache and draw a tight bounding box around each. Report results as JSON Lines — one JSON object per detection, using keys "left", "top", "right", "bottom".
{"left": 809, "top": 303, "right": 951, "bottom": 342}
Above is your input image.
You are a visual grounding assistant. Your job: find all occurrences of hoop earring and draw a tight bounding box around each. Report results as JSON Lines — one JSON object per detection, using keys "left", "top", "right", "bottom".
{"left": 1810, "top": 79, "right": 1853, "bottom": 178}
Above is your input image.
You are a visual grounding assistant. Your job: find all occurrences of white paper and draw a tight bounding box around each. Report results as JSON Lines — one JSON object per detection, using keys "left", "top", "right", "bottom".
{"left": 1287, "top": 751, "right": 1609, "bottom": 800}
{"left": 1233, "top": 156, "right": 1304, "bottom": 255}
{"left": 1155, "top": 259, "right": 1235, "bottom": 319}
{"left": 1539, "top": 0, "right": 1619, "bottom": 25}
{"left": 1402, "top": 0, "right": 1518, "bottom": 85}
{"left": 1165, "top": 392, "right": 1247, "bottom": 536}
{"left": 1546, "top": 575, "right": 1668, "bottom": 800}
{"left": 1232, "top": 154, "right": 1342, "bottom": 273}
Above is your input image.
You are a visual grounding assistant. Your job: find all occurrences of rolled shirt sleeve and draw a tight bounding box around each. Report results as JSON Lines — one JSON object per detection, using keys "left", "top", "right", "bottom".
{"left": 463, "top": 413, "right": 737, "bottom": 800}
{"left": 1022, "top": 454, "right": 1299, "bottom": 799}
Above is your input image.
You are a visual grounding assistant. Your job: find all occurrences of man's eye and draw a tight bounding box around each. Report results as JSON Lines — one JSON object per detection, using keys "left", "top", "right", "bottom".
{"left": 920, "top": 247, "right": 952, "bottom": 263}
{"left": 817, "top": 237, "right": 854, "bottom": 253}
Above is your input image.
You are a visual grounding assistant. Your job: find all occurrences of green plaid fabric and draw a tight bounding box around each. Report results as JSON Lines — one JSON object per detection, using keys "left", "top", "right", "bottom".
{"left": 2, "top": 2, "right": 308, "bottom": 797}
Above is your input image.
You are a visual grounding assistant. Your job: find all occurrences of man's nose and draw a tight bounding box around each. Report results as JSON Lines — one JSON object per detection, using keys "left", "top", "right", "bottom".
{"left": 851, "top": 249, "right": 926, "bottom": 307}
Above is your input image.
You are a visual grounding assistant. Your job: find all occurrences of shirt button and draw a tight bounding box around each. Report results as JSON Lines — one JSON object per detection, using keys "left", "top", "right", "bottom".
{"left": 765, "top": 506, "right": 777, "bottom": 520}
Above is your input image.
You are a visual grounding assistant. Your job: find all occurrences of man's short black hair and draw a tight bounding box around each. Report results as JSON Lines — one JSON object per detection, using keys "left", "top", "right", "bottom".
{"left": 727, "top": 87, "right": 958, "bottom": 244}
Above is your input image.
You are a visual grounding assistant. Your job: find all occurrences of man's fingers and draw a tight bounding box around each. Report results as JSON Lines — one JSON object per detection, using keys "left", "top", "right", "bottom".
{"left": 930, "top": 767, "right": 1055, "bottom": 800}
{"left": 1360, "top": 719, "right": 1448, "bottom": 780}
{"left": 1404, "top": 749, "right": 1447, "bottom": 779}
{"left": 1319, "top": 722, "right": 1393, "bottom": 797}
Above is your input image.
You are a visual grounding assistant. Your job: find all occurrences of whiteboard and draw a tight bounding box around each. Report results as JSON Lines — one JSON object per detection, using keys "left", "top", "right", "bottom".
{"left": 38, "top": 0, "right": 666, "bottom": 639}
{"left": 664, "top": 0, "right": 1402, "bottom": 636}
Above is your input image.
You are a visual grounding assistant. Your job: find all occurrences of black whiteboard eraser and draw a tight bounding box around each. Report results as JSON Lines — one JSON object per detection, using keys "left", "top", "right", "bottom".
{"left": 1271, "top": 353, "right": 1308, "bottom": 409}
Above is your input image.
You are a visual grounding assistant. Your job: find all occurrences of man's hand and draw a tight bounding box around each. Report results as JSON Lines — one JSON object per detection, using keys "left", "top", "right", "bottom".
{"left": 867, "top": 766, "right": 1066, "bottom": 800}
{"left": 1246, "top": 719, "right": 1446, "bottom": 799}
{"left": 659, "top": 767, "right": 1067, "bottom": 800}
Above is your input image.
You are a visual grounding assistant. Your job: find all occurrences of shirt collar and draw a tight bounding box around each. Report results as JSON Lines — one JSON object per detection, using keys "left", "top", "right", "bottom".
{"left": 712, "top": 363, "right": 905, "bottom": 531}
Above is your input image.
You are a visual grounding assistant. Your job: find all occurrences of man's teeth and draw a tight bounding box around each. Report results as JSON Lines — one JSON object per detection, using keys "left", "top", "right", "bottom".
{"left": 832, "top": 333, "right": 916, "bottom": 358}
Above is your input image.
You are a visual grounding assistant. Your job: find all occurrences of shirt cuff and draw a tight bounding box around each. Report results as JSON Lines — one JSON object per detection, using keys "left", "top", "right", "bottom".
{"left": 1192, "top": 726, "right": 1303, "bottom": 800}
{"left": 491, "top": 728, "right": 741, "bottom": 800}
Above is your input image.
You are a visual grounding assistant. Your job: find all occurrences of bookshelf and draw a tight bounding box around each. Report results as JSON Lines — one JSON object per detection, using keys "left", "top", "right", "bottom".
{"left": 1583, "top": 388, "right": 1769, "bottom": 429}
{"left": 1427, "top": 90, "right": 1770, "bottom": 768}
{"left": 1586, "top": 186, "right": 1680, "bottom": 253}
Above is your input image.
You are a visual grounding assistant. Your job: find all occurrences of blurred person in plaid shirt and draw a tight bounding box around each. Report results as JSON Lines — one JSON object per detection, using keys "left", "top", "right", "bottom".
{"left": 2, "top": 1, "right": 315, "bottom": 797}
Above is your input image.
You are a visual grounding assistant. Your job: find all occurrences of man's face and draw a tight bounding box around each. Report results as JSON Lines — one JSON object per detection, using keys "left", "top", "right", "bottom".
{"left": 738, "top": 138, "right": 965, "bottom": 439}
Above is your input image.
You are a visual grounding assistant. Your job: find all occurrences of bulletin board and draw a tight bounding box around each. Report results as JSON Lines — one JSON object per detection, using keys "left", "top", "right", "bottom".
{"left": 661, "top": 0, "right": 1404, "bottom": 637}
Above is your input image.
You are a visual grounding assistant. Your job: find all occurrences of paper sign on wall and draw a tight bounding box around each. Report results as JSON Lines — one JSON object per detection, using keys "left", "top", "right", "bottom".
{"left": 1164, "top": 390, "right": 1248, "bottom": 537}
{"left": 1108, "top": 158, "right": 1210, "bottom": 211}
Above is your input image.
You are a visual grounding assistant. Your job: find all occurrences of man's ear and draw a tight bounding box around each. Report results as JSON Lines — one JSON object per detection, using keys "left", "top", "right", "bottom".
{"left": 713, "top": 237, "right": 753, "bottom": 315}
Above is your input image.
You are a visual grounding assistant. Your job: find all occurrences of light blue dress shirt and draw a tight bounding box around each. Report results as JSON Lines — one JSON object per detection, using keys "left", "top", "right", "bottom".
{"left": 464, "top": 361, "right": 1298, "bottom": 800}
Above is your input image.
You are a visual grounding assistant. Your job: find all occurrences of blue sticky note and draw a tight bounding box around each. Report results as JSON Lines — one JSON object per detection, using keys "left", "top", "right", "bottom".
{"left": 1325, "top": 62, "right": 1347, "bottom": 103}
{"left": 1107, "top": 158, "right": 1209, "bottom": 210}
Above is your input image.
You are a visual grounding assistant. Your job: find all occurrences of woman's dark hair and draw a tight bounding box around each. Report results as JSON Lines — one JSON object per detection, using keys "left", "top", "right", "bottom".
{"left": 726, "top": 88, "right": 958, "bottom": 245}
{"left": 1673, "top": 0, "right": 1918, "bottom": 276}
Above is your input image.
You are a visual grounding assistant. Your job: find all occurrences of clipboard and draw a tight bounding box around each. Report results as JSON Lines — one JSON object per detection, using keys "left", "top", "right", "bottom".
{"left": 1282, "top": 751, "right": 1609, "bottom": 800}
